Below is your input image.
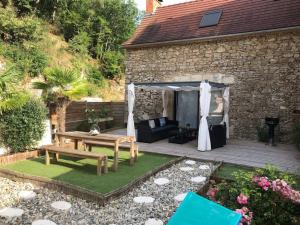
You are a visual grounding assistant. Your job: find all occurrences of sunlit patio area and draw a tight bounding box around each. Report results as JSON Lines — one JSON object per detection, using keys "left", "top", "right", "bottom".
{"left": 111, "top": 129, "right": 300, "bottom": 174}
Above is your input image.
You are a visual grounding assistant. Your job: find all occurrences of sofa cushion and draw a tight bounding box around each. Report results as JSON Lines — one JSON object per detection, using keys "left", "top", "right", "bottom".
{"left": 159, "top": 117, "right": 166, "bottom": 126}
{"left": 149, "top": 120, "right": 156, "bottom": 128}
{"left": 151, "top": 124, "right": 177, "bottom": 133}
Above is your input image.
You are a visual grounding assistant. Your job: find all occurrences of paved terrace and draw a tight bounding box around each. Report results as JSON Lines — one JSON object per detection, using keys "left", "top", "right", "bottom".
{"left": 110, "top": 129, "right": 300, "bottom": 174}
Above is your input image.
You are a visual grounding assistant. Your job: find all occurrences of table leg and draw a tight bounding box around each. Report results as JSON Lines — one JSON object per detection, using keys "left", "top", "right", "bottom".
{"left": 45, "top": 150, "right": 50, "bottom": 165}
{"left": 113, "top": 141, "right": 119, "bottom": 172}
{"left": 54, "top": 153, "right": 59, "bottom": 162}
{"left": 97, "top": 159, "right": 102, "bottom": 176}
{"left": 129, "top": 141, "right": 135, "bottom": 166}
{"left": 134, "top": 145, "right": 139, "bottom": 162}
{"left": 74, "top": 139, "right": 78, "bottom": 150}
{"left": 102, "top": 156, "right": 108, "bottom": 174}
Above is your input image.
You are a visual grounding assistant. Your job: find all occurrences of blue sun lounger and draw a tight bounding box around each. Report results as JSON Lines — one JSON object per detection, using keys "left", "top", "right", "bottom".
{"left": 167, "top": 192, "right": 242, "bottom": 225}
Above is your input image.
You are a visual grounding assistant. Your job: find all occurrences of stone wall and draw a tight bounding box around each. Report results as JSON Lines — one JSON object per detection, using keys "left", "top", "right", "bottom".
{"left": 124, "top": 30, "right": 300, "bottom": 142}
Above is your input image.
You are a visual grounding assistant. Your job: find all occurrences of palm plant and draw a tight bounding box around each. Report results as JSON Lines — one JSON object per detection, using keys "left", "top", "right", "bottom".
{"left": 33, "top": 67, "right": 89, "bottom": 132}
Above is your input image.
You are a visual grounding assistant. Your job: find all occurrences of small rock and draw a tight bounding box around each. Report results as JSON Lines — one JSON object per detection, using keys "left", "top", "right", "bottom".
{"left": 145, "top": 218, "right": 163, "bottom": 225}
{"left": 185, "top": 160, "right": 196, "bottom": 165}
{"left": 154, "top": 178, "right": 170, "bottom": 186}
{"left": 133, "top": 196, "right": 155, "bottom": 204}
{"left": 0, "top": 207, "right": 24, "bottom": 217}
{"left": 51, "top": 201, "right": 72, "bottom": 210}
{"left": 174, "top": 193, "right": 188, "bottom": 202}
{"left": 32, "top": 219, "right": 57, "bottom": 225}
{"left": 18, "top": 191, "right": 36, "bottom": 201}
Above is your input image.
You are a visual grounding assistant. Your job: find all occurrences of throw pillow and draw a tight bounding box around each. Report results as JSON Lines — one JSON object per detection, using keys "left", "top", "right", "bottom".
{"left": 149, "top": 120, "right": 156, "bottom": 129}
{"left": 159, "top": 117, "right": 166, "bottom": 127}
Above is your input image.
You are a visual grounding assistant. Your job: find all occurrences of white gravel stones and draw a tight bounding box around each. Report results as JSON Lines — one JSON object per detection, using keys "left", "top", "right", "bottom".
{"left": 0, "top": 160, "right": 217, "bottom": 225}
{"left": 154, "top": 178, "right": 170, "bottom": 186}
{"left": 32, "top": 219, "right": 57, "bottom": 225}
{"left": 145, "top": 218, "right": 164, "bottom": 225}
{"left": 0, "top": 207, "right": 24, "bottom": 217}
{"left": 18, "top": 190, "right": 36, "bottom": 201}
{"left": 50, "top": 201, "right": 72, "bottom": 210}
{"left": 199, "top": 165, "right": 210, "bottom": 170}
{"left": 174, "top": 193, "right": 188, "bottom": 202}
{"left": 185, "top": 160, "right": 196, "bottom": 165}
{"left": 179, "top": 166, "right": 194, "bottom": 172}
{"left": 133, "top": 196, "right": 155, "bottom": 204}
{"left": 191, "top": 176, "right": 207, "bottom": 183}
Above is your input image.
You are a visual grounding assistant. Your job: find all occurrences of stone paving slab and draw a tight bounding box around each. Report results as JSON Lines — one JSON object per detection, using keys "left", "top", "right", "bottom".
{"left": 110, "top": 129, "right": 300, "bottom": 174}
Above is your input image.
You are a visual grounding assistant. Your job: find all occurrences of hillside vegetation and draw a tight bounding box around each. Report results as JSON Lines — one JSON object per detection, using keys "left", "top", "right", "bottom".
{"left": 0, "top": 0, "right": 138, "bottom": 101}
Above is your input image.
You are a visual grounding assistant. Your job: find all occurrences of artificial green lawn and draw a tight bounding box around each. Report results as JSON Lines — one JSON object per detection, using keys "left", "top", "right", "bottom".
{"left": 2, "top": 147, "right": 174, "bottom": 194}
{"left": 215, "top": 163, "right": 300, "bottom": 190}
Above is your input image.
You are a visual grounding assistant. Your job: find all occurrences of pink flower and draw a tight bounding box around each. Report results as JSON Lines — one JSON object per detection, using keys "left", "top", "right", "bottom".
{"left": 208, "top": 188, "right": 218, "bottom": 198}
{"left": 237, "top": 193, "right": 248, "bottom": 205}
{"left": 253, "top": 176, "right": 271, "bottom": 191}
{"left": 235, "top": 207, "right": 253, "bottom": 225}
{"left": 272, "top": 179, "right": 300, "bottom": 204}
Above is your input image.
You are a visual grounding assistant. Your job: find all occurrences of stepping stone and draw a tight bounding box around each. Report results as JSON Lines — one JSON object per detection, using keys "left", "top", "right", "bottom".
{"left": 154, "top": 178, "right": 170, "bottom": 186}
{"left": 32, "top": 220, "right": 57, "bottom": 225}
{"left": 185, "top": 160, "right": 196, "bottom": 165}
{"left": 145, "top": 218, "right": 163, "bottom": 225}
{"left": 0, "top": 207, "right": 24, "bottom": 217}
{"left": 51, "top": 201, "right": 71, "bottom": 210}
{"left": 174, "top": 193, "right": 188, "bottom": 202}
{"left": 180, "top": 167, "right": 194, "bottom": 172}
{"left": 199, "top": 165, "right": 210, "bottom": 170}
{"left": 18, "top": 190, "right": 36, "bottom": 201}
{"left": 191, "top": 176, "right": 207, "bottom": 183}
{"left": 133, "top": 196, "right": 155, "bottom": 204}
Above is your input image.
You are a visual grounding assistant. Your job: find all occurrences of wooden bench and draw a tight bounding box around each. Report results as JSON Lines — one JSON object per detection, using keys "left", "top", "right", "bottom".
{"left": 41, "top": 145, "right": 108, "bottom": 176}
{"left": 83, "top": 140, "right": 139, "bottom": 163}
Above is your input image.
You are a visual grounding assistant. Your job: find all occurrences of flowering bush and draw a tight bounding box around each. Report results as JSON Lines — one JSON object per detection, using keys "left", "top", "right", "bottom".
{"left": 208, "top": 166, "right": 300, "bottom": 225}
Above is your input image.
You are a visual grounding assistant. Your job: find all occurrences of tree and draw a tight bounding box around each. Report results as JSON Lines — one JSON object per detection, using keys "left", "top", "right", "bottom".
{"left": 33, "top": 67, "right": 90, "bottom": 132}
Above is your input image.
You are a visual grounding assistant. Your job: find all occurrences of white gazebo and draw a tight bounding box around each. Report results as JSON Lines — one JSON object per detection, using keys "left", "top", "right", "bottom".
{"left": 126, "top": 81, "right": 229, "bottom": 151}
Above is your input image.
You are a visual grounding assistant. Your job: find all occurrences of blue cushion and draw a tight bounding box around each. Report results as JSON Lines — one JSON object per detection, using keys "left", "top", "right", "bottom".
{"left": 167, "top": 192, "right": 242, "bottom": 225}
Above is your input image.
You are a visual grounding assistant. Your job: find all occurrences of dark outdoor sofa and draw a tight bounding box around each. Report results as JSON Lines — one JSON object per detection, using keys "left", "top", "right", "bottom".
{"left": 137, "top": 117, "right": 179, "bottom": 143}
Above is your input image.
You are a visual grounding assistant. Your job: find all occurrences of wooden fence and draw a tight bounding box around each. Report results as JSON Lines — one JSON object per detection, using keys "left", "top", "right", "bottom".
{"left": 65, "top": 101, "right": 125, "bottom": 131}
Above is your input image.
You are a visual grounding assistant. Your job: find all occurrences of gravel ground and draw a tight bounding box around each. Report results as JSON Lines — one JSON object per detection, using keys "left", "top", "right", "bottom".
{"left": 0, "top": 160, "right": 217, "bottom": 225}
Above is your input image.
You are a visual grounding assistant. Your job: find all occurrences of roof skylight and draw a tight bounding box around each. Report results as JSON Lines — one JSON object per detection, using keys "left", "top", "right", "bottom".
{"left": 199, "top": 10, "right": 222, "bottom": 28}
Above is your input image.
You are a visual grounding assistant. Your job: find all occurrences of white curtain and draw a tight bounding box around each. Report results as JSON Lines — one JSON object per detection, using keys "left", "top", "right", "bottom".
{"left": 221, "top": 87, "right": 230, "bottom": 139}
{"left": 162, "top": 90, "right": 169, "bottom": 117}
{"left": 127, "top": 83, "right": 136, "bottom": 139}
{"left": 198, "top": 82, "right": 212, "bottom": 151}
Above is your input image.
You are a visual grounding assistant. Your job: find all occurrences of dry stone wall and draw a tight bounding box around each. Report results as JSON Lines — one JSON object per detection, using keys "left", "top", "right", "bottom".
{"left": 124, "top": 31, "right": 300, "bottom": 142}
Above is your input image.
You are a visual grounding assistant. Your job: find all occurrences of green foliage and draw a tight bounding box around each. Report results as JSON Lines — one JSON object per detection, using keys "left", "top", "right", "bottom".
{"left": 0, "top": 98, "right": 47, "bottom": 152}
{"left": 55, "top": 0, "right": 138, "bottom": 79}
{"left": 68, "top": 31, "right": 91, "bottom": 55}
{"left": 295, "top": 123, "right": 300, "bottom": 150}
{"left": 13, "top": 0, "right": 37, "bottom": 15}
{"left": 2, "top": 44, "right": 48, "bottom": 77}
{"left": 86, "top": 66, "right": 105, "bottom": 87}
{"left": 33, "top": 67, "right": 90, "bottom": 103}
{"left": 0, "top": 64, "right": 29, "bottom": 113}
{"left": 0, "top": 7, "right": 41, "bottom": 42}
{"left": 212, "top": 166, "right": 299, "bottom": 225}
{"left": 101, "top": 50, "right": 123, "bottom": 79}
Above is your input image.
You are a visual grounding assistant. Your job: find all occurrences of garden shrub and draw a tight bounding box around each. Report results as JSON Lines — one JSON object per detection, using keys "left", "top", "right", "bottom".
{"left": 86, "top": 66, "right": 105, "bottom": 87}
{"left": 101, "top": 50, "right": 123, "bottom": 79}
{"left": 0, "top": 98, "right": 47, "bottom": 152}
{"left": 68, "top": 31, "right": 91, "bottom": 55}
{"left": 295, "top": 123, "right": 300, "bottom": 150}
{"left": 3, "top": 44, "right": 48, "bottom": 77}
{"left": 208, "top": 165, "right": 300, "bottom": 225}
{"left": 0, "top": 8, "right": 41, "bottom": 42}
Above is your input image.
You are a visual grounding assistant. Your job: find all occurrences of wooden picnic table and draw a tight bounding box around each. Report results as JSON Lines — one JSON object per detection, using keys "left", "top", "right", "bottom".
{"left": 55, "top": 131, "right": 136, "bottom": 171}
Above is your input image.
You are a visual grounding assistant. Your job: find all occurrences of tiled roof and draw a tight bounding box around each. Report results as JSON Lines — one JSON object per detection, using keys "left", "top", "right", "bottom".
{"left": 123, "top": 0, "right": 300, "bottom": 48}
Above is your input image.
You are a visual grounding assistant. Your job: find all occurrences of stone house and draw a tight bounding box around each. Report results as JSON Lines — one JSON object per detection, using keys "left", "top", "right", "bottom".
{"left": 122, "top": 0, "right": 300, "bottom": 142}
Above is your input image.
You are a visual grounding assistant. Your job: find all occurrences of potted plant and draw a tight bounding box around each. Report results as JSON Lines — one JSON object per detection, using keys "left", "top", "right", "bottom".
{"left": 85, "top": 107, "right": 112, "bottom": 135}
